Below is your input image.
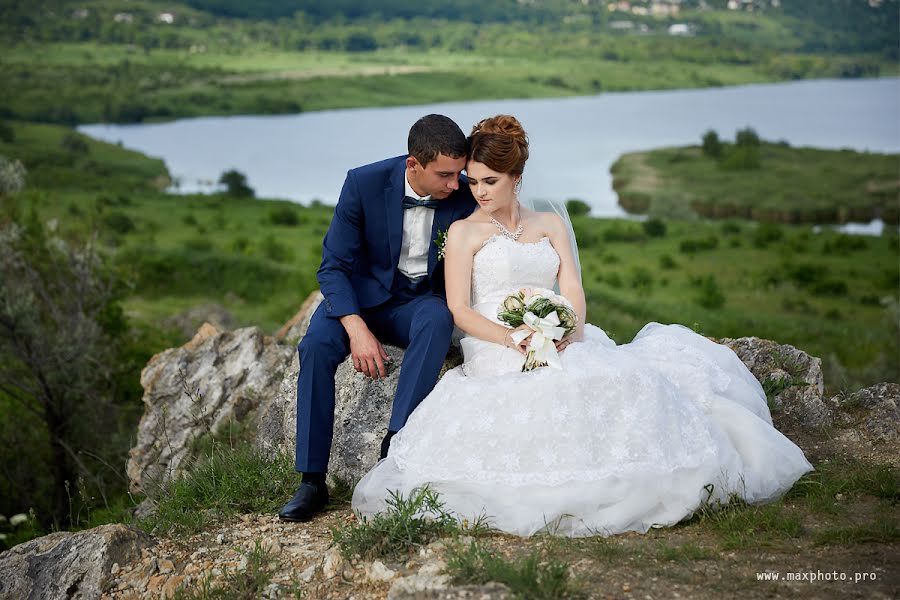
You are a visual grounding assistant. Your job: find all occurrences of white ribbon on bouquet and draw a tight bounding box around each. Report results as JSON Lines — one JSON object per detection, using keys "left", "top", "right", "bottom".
{"left": 509, "top": 311, "right": 568, "bottom": 369}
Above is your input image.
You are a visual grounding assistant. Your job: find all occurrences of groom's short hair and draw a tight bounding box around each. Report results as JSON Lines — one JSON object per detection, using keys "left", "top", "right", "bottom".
{"left": 408, "top": 114, "right": 468, "bottom": 167}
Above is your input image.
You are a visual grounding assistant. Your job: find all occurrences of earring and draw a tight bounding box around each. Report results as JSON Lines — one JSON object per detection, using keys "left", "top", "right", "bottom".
{"left": 514, "top": 178, "right": 522, "bottom": 195}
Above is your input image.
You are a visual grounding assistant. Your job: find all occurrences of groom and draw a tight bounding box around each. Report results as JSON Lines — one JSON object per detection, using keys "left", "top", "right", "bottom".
{"left": 279, "top": 114, "right": 478, "bottom": 522}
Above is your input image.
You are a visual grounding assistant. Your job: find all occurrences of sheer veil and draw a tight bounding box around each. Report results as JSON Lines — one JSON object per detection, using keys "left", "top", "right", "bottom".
{"left": 519, "top": 195, "right": 583, "bottom": 284}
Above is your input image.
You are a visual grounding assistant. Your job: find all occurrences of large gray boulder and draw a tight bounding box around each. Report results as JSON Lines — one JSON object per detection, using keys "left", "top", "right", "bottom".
{"left": 127, "top": 323, "right": 293, "bottom": 496}
{"left": 720, "top": 336, "right": 829, "bottom": 431}
{"left": 254, "top": 288, "right": 466, "bottom": 485}
{"left": 829, "top": 382, "right": 899, "bottom": 466}
{"left": 0, "top": 524, "right": 153, "bottom": 600}
{"left": 255, "top": 340, "right": 462, "bottom": 486}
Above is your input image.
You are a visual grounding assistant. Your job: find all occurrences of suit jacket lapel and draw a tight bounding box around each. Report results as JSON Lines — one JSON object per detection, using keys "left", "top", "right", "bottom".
{"left": 385, "top": 160, "right": 405, "bottom": 270}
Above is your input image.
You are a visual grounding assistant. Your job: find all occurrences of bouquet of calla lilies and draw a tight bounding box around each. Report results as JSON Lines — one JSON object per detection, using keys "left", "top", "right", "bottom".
{"left": 497, "top": 287, "right": 577, "bottom": 371}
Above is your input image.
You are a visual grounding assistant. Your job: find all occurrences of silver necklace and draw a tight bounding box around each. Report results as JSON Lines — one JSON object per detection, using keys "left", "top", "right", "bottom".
{"left": 490, "top": 215, "right": 524, "bottom": 241}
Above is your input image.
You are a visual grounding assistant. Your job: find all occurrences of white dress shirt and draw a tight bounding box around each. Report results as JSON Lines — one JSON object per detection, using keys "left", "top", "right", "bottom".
{"left": 398, "top": 174, "right": 435, "bottom": 279}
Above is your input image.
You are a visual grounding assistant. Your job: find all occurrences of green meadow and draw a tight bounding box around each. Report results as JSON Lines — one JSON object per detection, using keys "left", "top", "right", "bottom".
{"left": 612, "top": 138, "right": 900, "bottom": 224}
{"left": 2, "top": 1, "right": 896, "bottom": 125}
{"left": 4, "top": 120, "right": 896, "bottom": 396}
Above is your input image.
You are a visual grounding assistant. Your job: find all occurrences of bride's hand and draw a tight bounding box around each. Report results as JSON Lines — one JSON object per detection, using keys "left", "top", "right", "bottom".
{"left": 556, "top": 330, "right": 583, "bottom": 353}
{"left": 504, "top": 325, "right": 532, "bottom": 355}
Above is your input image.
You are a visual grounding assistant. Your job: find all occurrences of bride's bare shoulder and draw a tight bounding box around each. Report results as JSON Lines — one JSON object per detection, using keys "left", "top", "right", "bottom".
{"left": 448, "top": 214, "right": 493, "bottom": 251}
{"left": 524, "top": 210, "right": 566, "bottom": 235}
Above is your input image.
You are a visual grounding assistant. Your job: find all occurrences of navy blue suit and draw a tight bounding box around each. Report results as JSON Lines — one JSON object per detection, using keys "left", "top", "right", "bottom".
{"left": 296, "top": 155, "right": 477, "bottom": 473}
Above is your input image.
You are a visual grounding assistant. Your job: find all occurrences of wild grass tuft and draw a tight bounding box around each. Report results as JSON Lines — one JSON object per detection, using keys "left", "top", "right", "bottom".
{"left": 654, "top": 542, "right": 718, "bottom": 562}
{"left": 331, "top": 486, "right": 491, "bottom": 561}
{"left": 687, "top": 486, "right": 804, "bottom": 550}
{"left": 139, "top": 443, "right": 297, "bottom": 537}
{"left": 446, "top": 540, "right": 586, "bottom": 600}
{"left": 786, "top": 460, "right": 899, "bottom": 507}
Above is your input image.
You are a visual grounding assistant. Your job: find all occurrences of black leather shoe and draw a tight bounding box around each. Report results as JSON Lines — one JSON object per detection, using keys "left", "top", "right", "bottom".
{"left": 278, "top": 482, "right": 329, "bottom": 522}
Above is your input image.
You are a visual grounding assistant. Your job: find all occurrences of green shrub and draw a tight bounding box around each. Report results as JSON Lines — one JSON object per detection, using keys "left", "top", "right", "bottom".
{"left": 721, "top": 221, "right": 742, "bottom": 234}
{"left": 642, "top": 218, "right": 667, "bottom": 237}
{"left": 679, "top": 235, "right": 719, "bottom": 254}
{"left": 694, "top": 275, "right": 726, "bottom": 309}
{"left": 268, "top": 206, "right": 300, "bottom": 226}
{"left": 183, "top": 237, "right": 213, "bottom": 253}
{"left": 753, "top": 223, "right": 784, "bottom": 248}
{"left": 103, "top": 211, "right": 135, "bottom": 234}
{"left": 0, "top": 122, "right": 15, "bottom": 143}
{"left": 605, "top": 272, "right": 623, "bottom": 288}
{"left": 812, "top": 279, "right": 849, "bottom": 297}
{"left": 61, "top": 132, "right": 90, "bottom": 154}
{"left": 823, "top": 234, "right": 868, "bottom": 254}
{"left": 659, "top": 254, "right": 678, "bottom": 269}
{"left": 629, "top": 266, "right": 654, "bottom": 291}
{"left": 259, "top": 236, "right": 293, "bottom": 262}
{"left": 602, "top": 221, "right": 645, "bottom": 243}
{"left": 182, "top": 214, "right": 198, "bottom": 227}
{"left": 721, "top": 145, "right": 760, "bottom": 170}
{"left": 784, "top": 262, "right": 829, "bottom": 287}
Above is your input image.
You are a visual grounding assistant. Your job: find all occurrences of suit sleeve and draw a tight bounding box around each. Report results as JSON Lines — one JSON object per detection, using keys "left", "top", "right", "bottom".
{"left": 316, "top": 170, "right": 363, "bottom": 318}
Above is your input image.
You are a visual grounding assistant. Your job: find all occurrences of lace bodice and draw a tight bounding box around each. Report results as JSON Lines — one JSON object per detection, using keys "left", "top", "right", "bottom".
{"left": 471, "top": 235, "right": 560, "bottom": 306}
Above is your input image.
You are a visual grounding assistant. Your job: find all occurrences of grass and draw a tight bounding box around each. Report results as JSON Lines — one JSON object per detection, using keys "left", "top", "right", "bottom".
{"left": 446, "top": 540, "right": 586, "bottom": 600}
{"left": 139, "top": 440, "right": 297, "bottom": 537}
{"left": 612, "top": 143, "right": 900, "bottom": 224}
{"left": 785, "top": 459, "right": 900, "bottom": 508}
{"left": 1, "top": 2, "right": 897, "bottom": 126}
{"left": 332, "top": 486, "right": 490, "bottom": 561}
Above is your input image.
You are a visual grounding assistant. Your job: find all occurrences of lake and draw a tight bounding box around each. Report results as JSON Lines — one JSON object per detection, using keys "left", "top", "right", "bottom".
{"left": 80, "top": 77, "right": 899, "bottom": 230}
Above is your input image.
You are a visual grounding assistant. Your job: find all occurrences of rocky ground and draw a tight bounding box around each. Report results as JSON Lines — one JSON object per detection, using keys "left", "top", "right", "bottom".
{"left": 97, "top": 502, "right": 897, "bottom": 600}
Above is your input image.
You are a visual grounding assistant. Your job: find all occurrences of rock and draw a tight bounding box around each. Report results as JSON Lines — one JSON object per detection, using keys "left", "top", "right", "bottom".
{"left": 387, "top": 570, "right": 511, "bottom": 600}
{"left": 127, "top": 324, "right": 293, "bottom": 496}
{"left": 162, "top": 575, "right": 185, "bottom": 598}
{"left": 829, "top": 382, "right": 899, "bottom": 465}
{"left": 720, "top": 336, "right": 830, "bottom": 431}
{"left": 322, "top": 546, "right": 344, "bottom": 579}
{"left": 366, "top": 559, "right": 397, "bottom": 583}
{"left": 0, "top": 524, "right": 153, "bottom": 600}
{"left": 299, "top": 564, "right": 317, "bottom": 583}
{"left": 255, "top": 292, "right": 463, "bottom": 485}
{"left": 274, "top": 291, "right": 324, "bottom": 343}
{"left": 256, "top": 341, "right": 463, "bottom": 486}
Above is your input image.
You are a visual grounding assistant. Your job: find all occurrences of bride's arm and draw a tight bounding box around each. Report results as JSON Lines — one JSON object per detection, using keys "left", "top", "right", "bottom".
{"left": 546, "top": 214, "right": 586, "bottom": 340}
{"left": 444, "top": 222, "right": 527, "bottom": 352}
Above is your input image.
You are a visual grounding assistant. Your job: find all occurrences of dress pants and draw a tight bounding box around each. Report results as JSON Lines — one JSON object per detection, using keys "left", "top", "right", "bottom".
{"left": 294, "top": 280, "right": 454, "bottom": 473}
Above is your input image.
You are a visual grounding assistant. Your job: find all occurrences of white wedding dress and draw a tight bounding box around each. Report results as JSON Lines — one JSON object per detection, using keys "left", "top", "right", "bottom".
{"left": 352, "top": 235, "right": 813, "bottom": 537}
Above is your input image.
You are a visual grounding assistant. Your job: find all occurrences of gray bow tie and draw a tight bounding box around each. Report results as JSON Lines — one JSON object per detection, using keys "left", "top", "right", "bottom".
{"left": 403, "top": 196, "right": 439, "bottom": 210}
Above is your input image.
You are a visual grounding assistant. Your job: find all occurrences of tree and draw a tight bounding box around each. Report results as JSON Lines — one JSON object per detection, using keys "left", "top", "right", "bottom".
{"left": 701, "top": 129, "right": 722, "bottom": 158}
{"left": 218, "top": 169, "right": 254, "bottom": 198}
{"left": 565, "top": 198, "right": 591, "bottom": 217}
{"left": 0, "top": 214, "right": 128, "bottom": 527}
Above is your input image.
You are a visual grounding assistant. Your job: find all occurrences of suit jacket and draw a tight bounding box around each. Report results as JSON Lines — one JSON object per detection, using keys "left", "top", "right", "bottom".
{"left": 317, "top": 155, "right": 477, "bottom": 318}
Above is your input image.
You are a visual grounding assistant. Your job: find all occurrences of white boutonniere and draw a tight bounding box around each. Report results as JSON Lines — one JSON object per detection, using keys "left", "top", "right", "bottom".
{"left": 434, "top": 228, "right": 448, "bottom": 261}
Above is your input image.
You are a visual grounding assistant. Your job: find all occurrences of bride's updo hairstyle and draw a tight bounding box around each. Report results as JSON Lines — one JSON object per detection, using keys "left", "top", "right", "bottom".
{"left": 468, "top": 115, "right": 529, "bottom": 176}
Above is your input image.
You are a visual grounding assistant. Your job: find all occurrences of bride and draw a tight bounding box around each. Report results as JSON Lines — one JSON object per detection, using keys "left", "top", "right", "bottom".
{"left": 351, "top": 115, "right": 812, "bottom": 537}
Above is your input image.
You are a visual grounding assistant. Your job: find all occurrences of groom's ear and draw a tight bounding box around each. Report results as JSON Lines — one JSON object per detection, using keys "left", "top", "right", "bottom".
{"left": 406, "top": 156, "right": 419, "bottom": 171}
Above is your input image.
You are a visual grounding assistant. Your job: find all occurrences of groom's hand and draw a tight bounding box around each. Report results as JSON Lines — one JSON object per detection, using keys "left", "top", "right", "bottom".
{"left": 340, "top": 315, "right": 390, "bottom": 379}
